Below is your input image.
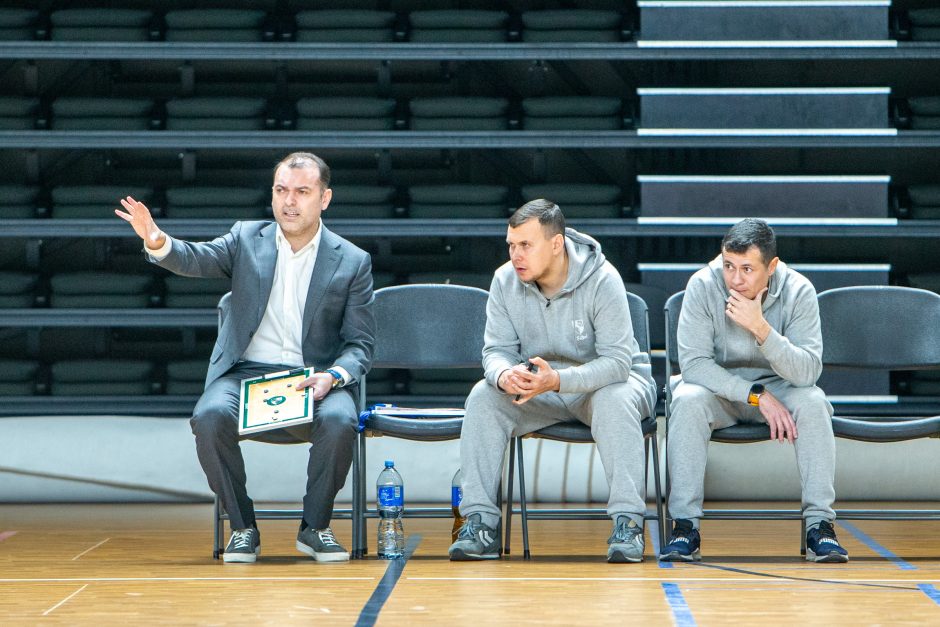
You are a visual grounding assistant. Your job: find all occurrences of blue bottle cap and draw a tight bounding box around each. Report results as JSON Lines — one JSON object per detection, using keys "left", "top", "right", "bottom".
{"left": 384, "top": 460, "right": 394, "bottom": 468}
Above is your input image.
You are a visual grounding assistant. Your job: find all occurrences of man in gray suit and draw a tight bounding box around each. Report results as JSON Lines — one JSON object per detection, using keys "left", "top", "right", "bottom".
{"left": 116, "top": 152, "right": 375, "bottom": 563}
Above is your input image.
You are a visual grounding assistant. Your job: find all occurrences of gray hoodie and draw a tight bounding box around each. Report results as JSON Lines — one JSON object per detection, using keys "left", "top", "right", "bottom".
{"left": 482, "top": 227, "right": 656, "bottom": 407}
{"left": 677, "top": 254, "right": 824, "bottom": 403}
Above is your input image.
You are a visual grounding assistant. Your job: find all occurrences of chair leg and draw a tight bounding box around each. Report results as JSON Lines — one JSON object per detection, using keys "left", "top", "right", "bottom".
{"left": 504, "top": 437, "right": 516, "bottom": 555}
{"left": 213, "top": 494, "right": 222, "bottom": 559}
{"left": 496, "top": 475, "right": 503, "bottom": 556}
{"left": 351, "top": 434, "right": 361, "bottom": 559}
{"left": 517, "top": 438, "right": 531, "bottom": 559}
{"left": 649, "top": 431, "right": 666, "bottom": 550}
{"left": 800, "top": 518, "right": 807, "bottom": 556}
{"left": 359, "top": 432, "right": 369, "bottom": 557}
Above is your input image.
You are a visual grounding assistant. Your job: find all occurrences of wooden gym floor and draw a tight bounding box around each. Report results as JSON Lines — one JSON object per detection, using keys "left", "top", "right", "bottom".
{"left": 1, "top": 503, "right": 939, "bottom": 625}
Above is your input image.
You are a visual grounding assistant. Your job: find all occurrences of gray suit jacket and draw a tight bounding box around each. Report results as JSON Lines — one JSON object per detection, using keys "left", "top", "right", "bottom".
{"left": 148, "top": 220, "right": 375, "bottom": 389}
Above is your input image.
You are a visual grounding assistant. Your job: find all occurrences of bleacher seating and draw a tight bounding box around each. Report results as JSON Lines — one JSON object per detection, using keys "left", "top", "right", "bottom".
{"left": 0, "top": 8, "right": 37, "bottom": 41}
{"left": 50, "top": 9, "right": 153, "bottom": 42}
{"left": 0, "top": 97, "right": 39, "bottom": 130}
{"left": 50, "top": 273, "right": 153, "bottom": 309}
{"left": 521, "top": 10, "right": 623, "bottom": 42}
{"left": 407, "top": 185, "right": 508, "bottom": 219}
{"left": 165, "top": 97, "right": 271, "bottom": 131}
{"left": 408, "top": 10, "right": 509, "bottom": 42}
{"left": 52, "top": 186, "right": 154, "bottom": 220}
{"left": 164, "top": 9, "right": 269, "bottom": 43}
{"left": 0, "top": 185, "right": 38, "bottom": 218}
{"left": 0, "top": 0, "right": 937, "bottom": 416}
{"left": 294, "top": 10, "right": 397, "bottom": 43}
{"left": 409, "top": 97, "right": 509, "bottom": 130}
{"left": 909, "top": 8, "right": 940, "bottom": 41}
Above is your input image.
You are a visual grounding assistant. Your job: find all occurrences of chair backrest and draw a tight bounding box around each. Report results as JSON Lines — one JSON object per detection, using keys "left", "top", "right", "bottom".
{"left": 818, "top": 286, "right": 940, "bottom": 370}
{"left": 626, "top": 290, "right": 651, "bottom": 354}
{"left": 373, "top": 283, "right": 488, "bottom": 369}
{"left": 664, "top": 290, "right": 685, "bottom": 376}
{"left": 625, "top": 282, "right": 669, "bottom": 348}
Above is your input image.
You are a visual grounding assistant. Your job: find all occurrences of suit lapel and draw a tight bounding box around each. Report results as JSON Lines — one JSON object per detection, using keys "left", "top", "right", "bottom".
{"left": 255, "top": 222, "right": 278, "bottom": 327}
{"left": 302, "top": 225, "right": 342, "bottom": 339}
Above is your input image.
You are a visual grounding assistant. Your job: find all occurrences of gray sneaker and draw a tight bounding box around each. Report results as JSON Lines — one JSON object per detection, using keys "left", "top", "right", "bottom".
{"left": 448, "top": 513, "right": 501, "bottom": 561}
{"left": 607, "top": 516, "right": 644, "bottom": 563}
{"left": 223, "top": 527, "right": 260, "bottom": 563}
{"left": 296, "top": 526, "right": 350, "bottom": 563}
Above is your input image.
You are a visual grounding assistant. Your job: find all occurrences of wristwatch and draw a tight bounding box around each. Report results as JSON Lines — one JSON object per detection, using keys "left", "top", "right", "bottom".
{"left": 325, "top": 368, "right": 343, "bottom": 389}
{"left": 747, "top": 383, "right": 765, "bottom": 407}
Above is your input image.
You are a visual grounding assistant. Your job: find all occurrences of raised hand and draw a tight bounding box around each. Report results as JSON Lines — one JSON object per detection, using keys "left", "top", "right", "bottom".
{"left": 725, "top": 288, "right": 771, "bottom": 343}
{"left": 115, "top": 196, "right": 166, "bottom": 250}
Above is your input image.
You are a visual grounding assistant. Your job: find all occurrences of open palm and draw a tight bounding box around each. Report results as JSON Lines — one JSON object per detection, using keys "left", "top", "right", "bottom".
{"left": 115, "top": 196, "right": 165, "bottom": 249}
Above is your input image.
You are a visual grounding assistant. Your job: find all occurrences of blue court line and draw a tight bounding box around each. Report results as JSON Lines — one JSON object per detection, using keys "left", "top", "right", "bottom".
{"left": 837, "top": 521, "right": 917, "bottom": 571}
{"left": 917, "top": 584, "right": 940, "bottom": 606}
{"left": 355, "top": 534, "right": 422, "bottom": 627}
{"left": 648, "top": 521, "right": 674, "bottom": 569}
{"left": 661, "top": 582, "right": 696, "bottom": 627}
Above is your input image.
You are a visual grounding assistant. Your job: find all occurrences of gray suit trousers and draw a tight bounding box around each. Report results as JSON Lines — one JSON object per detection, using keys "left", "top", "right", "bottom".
{"left": 191, "top": 361, "right": 358, "bottom": 530}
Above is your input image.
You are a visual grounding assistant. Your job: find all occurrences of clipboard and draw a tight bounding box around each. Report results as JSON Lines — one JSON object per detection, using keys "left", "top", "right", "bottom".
{"left": 238, "top": 367, "right": 314, "bottom": 436}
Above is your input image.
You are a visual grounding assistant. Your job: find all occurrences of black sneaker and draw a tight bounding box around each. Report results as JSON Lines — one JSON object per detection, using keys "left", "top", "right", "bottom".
{"left": 659, "top": 519, "right": 701, "bottom": 562}
{"left": 296, "top": 526, "right": 350, "bottom": 563}
{"left": 806, "top": 520, "right": 849, "bottom": 563}
{"left": 223, "top": 527, "right": 260, "bottom": 563}
{"left": 448, "top": 513, "right": 501, "bottom": 561}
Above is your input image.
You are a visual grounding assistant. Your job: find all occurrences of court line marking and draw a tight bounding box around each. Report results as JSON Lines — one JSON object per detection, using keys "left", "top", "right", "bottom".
{"left": 838, "top": 521, "right": 917, "bottom": 570}
{"left": 42, "top": 584, "right": 88, "bottom": 616}
{"left": 662, "top": 582, "right": 697, "bottom": 627}
{"left": 72, "top": 538, "right": 110, "bottom": 561}
{"left": 647, "top": 522, "right": 674, "bottom": 569}
{"left": 406, "top": 576, "right": 940, "bottom": 582}
{"left": 0, "top": 577, "right": 375, "bottom": 583}
{"left": 355, "top": 534, "right": 421, "bottom": 627}
{"left": 0, "top": 531, "right": 17, "bottom": 542}
{"left": 917, "top": 584, "right": 940, "bottom": 606}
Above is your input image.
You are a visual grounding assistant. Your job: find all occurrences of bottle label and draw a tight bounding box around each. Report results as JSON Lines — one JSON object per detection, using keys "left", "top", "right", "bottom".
{"left": 451, "top": 485, "right": 462, "bottom": 508}
{"left": 378, "top": 485, "right": 403, "bottom": 508}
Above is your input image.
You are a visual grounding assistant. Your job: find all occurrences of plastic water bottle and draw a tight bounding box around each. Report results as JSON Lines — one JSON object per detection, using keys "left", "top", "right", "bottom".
{"left": 376, "top": 460, "right": 405, "bottom": 559}
{"left": 451, "top": 468, "right": 465, "bottom": 542}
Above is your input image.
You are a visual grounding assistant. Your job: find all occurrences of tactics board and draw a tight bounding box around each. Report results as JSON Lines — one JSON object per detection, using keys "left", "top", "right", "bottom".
{"left": 238, "top": 368, "right": 314, "bottom": 435}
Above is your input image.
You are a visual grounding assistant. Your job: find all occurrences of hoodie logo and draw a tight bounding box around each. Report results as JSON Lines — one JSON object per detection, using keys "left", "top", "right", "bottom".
{"left": 572, "top": 319, "right": 588, "bottom": 342}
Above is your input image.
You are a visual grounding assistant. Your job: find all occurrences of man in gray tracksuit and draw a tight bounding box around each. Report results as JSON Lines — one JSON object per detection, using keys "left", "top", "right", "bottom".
{"left": 448, "top": 199, "right": 658, "bottom": 563}
{"left": 660, "top": 218, "right": 848, "bottom": 563}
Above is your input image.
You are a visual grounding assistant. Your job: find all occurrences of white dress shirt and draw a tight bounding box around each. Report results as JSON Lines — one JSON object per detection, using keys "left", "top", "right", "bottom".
{"left": 147, "top": 223, "right": 349, "bottom": 385}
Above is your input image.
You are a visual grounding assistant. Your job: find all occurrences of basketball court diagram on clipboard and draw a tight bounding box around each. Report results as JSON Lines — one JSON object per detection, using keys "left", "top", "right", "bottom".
{"left": 238, "top": 368, "right": 314, "bottom": 436}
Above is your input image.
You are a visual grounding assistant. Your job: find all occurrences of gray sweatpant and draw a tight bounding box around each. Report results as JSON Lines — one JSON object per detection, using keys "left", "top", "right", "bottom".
{"left": 458, "top": 377, "right": 654, "bottom": 529}
{"left": 666, "top": 378, "right": 836, "bottom": 529}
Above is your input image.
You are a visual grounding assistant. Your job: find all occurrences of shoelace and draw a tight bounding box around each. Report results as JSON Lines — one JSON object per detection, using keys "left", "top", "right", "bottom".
{"left": 612, "top": 520, "right": 640, "bottom": 543}
{"left": 457, "top": 518, "right": 484, "bottom": 541}
{"left": 814, "top": 521, "right": 842, "bottom": 545}
{"left": 317, "top": 528, "right": 341, "bottom": 548}
{"left": 669, "top": 522, "right": 695, "bottom": 545}
{"left": 231, "top": 529, "right": 254, "bottom": 550}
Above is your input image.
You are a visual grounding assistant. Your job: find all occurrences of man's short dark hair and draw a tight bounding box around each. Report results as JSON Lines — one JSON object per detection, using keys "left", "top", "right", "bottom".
{"left": 274, "top": 152, "right": 331, "bottom": 189}
{"left": 509, "top": 198, "right": 566, "bottom": 238}
{"left": 721, "top": 218, "right": 777, "bottom": 264}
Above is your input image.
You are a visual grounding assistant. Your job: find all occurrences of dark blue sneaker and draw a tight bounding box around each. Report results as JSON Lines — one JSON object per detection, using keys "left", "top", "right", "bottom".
{"left": 659, "top": 519, "right": 701, "bottom": 562}
{"left": 806, "top": 521, "right": 849, "bottom": 563}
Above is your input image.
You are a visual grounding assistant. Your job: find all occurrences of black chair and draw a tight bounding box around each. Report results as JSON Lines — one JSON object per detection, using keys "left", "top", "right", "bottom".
{"left": 353, "top": 284, "right": 489, "bottom": 558}
{"left": 506, "top": 291, "right": 665, "bottom": 558}
{"left": 211, "top": 292, "right": 361, "bottom": 558}
{"left": 818, "top": 286, "right": 940, "bottom": 522}
{"left": 663, "top": 290, "right": 809, "bottom": 551}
